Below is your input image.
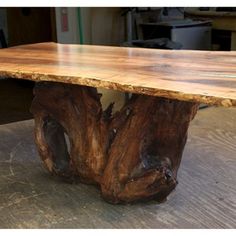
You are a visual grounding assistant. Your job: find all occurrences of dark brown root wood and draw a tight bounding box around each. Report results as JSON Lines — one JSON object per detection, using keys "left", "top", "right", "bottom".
{"left": 30, "top": 82, "right": 198, "bottom": 203}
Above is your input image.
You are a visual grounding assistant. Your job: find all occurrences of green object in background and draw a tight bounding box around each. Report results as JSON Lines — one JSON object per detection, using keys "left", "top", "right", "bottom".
{"left": 77, "top": 7, "right": 83, "bottom": 44}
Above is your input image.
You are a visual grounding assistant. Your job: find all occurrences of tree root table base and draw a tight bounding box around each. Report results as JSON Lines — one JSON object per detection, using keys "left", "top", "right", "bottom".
{"left": 30, "top": 82, "right": 199, "bottom": 204}
{"left": 2, "top": 42, "right": 235, "bottom": 204}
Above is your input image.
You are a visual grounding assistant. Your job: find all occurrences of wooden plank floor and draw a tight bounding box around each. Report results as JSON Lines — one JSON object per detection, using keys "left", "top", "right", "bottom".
{"left": 0, "top": 107, "right": 235, "bottom": 228}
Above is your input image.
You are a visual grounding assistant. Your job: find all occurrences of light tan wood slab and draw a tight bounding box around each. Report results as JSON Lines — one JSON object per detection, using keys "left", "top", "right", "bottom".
{"left": 0, "top": 42, "right": 236, "bottom": 107}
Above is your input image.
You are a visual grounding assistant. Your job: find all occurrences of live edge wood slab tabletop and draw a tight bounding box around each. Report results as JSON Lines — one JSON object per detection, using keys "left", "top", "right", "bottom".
{"left": 0, "top": 42, "right": 235, "bottom": 204}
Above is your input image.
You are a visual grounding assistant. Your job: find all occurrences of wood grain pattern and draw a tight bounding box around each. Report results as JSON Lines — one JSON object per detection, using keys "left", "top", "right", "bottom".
{"left": 0, "top": 107, "right": 235, "bottom": 228}
{"left": 30, "top": 82, "right": 198, "bottom": 203}
{"left": 6, "top": 8, "right": 56, "bottom": 47}
{"left": 0, "top": 42, "right": 235, "bottom": 107}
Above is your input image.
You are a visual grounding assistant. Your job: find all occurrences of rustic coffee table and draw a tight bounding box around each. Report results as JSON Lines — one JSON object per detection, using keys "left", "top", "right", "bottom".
{"left": 0, "top": 42, "right": 235, "bottom": 204}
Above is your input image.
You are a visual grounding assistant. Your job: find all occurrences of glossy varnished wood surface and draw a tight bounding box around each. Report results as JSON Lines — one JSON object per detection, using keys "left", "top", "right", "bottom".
{"left": 0, "top": 42, "right": 236, "bottom": 107}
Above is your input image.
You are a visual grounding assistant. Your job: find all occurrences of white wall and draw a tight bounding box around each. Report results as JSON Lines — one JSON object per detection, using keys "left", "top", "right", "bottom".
{"left": 55, "top": 7, "right": 80, "bottom": 44}
{"left": 55, "top": 7, "right": 125, "bottom": 46}
{"left": 82, "top": 7, "right": 125, "bottom": 46}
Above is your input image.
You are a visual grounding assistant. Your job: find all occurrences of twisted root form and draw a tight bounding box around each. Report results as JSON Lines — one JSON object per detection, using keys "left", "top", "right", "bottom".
{"left": 31, "top": 82, "right": 198, "bottom": 203}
